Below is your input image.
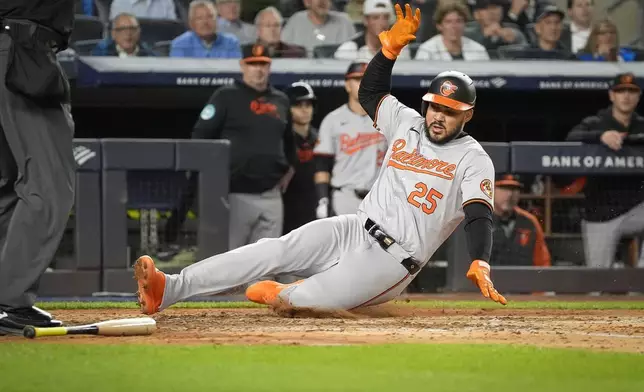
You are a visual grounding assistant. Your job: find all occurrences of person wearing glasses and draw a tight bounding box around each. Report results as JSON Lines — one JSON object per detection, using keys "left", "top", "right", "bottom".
{"left": 91, "top": 13, "right": 158, "bottom": 57}
{"left": 254, "top": 6, "right": 306, "bottom": 58}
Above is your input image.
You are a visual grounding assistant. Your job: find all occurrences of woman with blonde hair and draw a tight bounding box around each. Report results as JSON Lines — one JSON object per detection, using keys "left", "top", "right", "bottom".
{"left": 576, "top": 18, "right": 637, "bottom": 62}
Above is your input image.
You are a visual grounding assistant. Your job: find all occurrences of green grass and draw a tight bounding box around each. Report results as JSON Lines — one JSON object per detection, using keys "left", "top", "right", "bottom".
{"left": 34, "top": 299, "right": 644, "bottom": 311}
{"left": 0, "top": 343, "right": 642, "bottom": 392}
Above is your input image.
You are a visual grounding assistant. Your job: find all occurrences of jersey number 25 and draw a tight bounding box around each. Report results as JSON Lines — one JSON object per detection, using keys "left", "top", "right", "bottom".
{"left": 407, "top": 182, "right": 444, "bottom": 215}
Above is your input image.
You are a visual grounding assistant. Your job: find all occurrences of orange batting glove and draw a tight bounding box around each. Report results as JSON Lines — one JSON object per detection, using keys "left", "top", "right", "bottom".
{"left": 378, "top": 3, "right": 421, "bottom": 60}
{"left": 467, "top": 260, "right": 508, "bottom": 305}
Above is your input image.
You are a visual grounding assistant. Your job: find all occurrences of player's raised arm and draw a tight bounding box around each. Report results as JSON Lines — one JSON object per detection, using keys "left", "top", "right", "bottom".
{"left": 358, "top": 4, "right": 420, "bottom": 139}
{"left": 461, "top": 153, "right": 508, "bottom": 305}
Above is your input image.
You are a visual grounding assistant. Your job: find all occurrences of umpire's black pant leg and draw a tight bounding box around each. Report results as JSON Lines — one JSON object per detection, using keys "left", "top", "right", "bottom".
{"left": 0, "top": 120, "right": 19, "bottom": 255}
{"left": 0, "top": 34, "right": 76, "bottom": 308}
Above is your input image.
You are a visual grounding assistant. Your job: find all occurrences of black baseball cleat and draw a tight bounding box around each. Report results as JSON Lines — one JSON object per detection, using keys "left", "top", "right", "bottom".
{"left": 0, "top": 306, "right": 63, "bottom": 335}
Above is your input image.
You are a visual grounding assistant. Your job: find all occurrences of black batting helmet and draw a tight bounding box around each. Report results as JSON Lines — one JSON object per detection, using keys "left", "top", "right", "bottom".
{"left": 286, "top": 82, "right": 317, "bottom": 106}
{"left": 421, "top": 71, "right": 476, "bottom": 116}
{"left": 345, "top": 62, "right": 368, "bottom": 79}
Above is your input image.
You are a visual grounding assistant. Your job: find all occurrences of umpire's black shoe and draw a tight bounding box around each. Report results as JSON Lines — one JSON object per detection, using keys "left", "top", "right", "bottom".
{"left": 0, "top": 306, "right": 63, "bottom": 335}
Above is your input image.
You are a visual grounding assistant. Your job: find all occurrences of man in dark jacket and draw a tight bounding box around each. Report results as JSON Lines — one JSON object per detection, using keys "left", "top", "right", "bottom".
{"left": 282, "top": 82, "right": 319, "bottom": 234}
{"left": 91, "top": 13, "right": 157, "bottom": 57}
{"left": 566, "top": 72, "right": 644, "bottom": 268}
{"left": 163, "top": 43, "right": 297, "bottom": 253}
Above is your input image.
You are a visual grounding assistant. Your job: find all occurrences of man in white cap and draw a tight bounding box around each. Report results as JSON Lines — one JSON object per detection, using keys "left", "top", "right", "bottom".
{"left": 334, "top": 0, "right": 411, "bottom": 61}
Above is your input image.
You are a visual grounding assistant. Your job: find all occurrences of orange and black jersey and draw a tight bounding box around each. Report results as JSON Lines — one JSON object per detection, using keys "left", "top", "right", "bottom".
{"left": 491, "top": 207, "right": 551, "bottom": 267}
{"left": 192, "top": 80, "right": 297, "bottom": 194}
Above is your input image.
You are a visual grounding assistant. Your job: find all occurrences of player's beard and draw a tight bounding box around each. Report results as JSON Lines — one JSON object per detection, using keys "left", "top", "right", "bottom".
{"left": 424, "top": 119, "right": 465, "bottom": 145}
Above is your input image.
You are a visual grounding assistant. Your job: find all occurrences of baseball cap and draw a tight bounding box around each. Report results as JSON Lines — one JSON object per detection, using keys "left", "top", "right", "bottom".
{"left": 610, "top": 73, "right": 641, "bottom": 91}
{"left": 535, "top": 4, "right": 565, "bottom": 22}
{"left": 241, "top": 43, "right": 271, "bottom": 64}
{"left": 345, "top": 61, "right": 368, "bottom": 79}
{"left": 363, "top": 0, "right": 394, "bottom": 15}
{"left": 286, "top": 82, "right": 317, "bottom": 106}
{"left": 495, "top": 174, "right": 523, "bottom": 188}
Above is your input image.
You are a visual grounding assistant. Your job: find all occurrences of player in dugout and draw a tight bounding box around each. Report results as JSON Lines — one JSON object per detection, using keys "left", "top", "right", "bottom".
{"left": 313, "top": 61, "right": 387, "bottom": 219}
{"left": 566, "top": 73, "right": 644, "bottom": 268}
{"left": 490, "top": 174, "right": 551, "bottom": 267}
{"left": 282, "top": 82, "right": 320, "bottom": 234}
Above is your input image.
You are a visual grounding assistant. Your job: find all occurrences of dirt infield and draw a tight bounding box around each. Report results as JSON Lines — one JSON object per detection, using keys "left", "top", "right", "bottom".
{"left": 4, "top": 297, "right": 644, "bottom": 353}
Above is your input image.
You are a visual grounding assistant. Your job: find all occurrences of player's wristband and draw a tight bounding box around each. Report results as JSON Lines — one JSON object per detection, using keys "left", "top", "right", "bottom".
{"left": 315, "top": 182, "right": 330, "bottom": 201}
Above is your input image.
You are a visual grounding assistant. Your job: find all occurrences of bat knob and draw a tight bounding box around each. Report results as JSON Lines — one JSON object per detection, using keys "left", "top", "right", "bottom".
{"left": 23, "top": 326, "right": 36, "bottom": 339}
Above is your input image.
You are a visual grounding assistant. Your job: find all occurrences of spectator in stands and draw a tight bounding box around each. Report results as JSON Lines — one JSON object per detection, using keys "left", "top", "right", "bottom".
{"left": 216, "top": 0, "right": 257, "bottom": 45}
{"left": 511, "top": 5, "right": 575, "bottom": 60}
{"left": 254, "top": 7, "right": 307, "bottom": 58}
{"left": 170, "top": 0, "right": 241, "bottom": 58}
{"left": 566, "top": 73, "right": 644, "bottom": 269}
{"left": 415, "top": 1, "right": 489, "bottom": 61}
{"left": 491, "top": 174, "right": 551, "bottom": 267}
{"left": 92, "top": 13, "right": 158, "bottom": 57}
{"left": 465, "top": 0, "right": 527, "bottom": 53}
{"left": 576, "top": 19, "right": 638, "bottom": 62}
{"left": 502, "top": 0, "right": 552, "bottom": 34}
{"left": 109, "top": 0, "right": 177, "bottom": 20}
{"left": 562, "top": 0, "right": 594, "bottom": 54}
{"left": 282, "top": 82, "right": 320, "bottom": 234}
{"left": 281, "top": 0, "right": 357, "bottom": 57}
{"left": 335, "top": 0, "right": 411, "bottom": 60}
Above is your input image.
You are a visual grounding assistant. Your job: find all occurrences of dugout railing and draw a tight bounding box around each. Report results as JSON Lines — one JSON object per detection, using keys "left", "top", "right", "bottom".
{"left": 445, "top": 142, "right": 644, "bottom": 294}
{"left": 40, "top": 140, "right": 644, "bottom": 297}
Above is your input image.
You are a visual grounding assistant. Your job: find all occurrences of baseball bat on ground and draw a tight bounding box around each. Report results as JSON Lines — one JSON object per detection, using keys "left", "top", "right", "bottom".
{"left": 23, "top": 317, "right": 156, "bottom": 339}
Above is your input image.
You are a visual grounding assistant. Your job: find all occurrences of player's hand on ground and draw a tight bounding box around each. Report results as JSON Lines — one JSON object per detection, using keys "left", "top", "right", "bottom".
{"left": 466, "top": 260, "right": 507, "bottom": 305}
{"left": 316, "top": 197, "right": 329, "bottom": 219}
{"left": 379, "top": 3, "right": 421, "bottom": 60}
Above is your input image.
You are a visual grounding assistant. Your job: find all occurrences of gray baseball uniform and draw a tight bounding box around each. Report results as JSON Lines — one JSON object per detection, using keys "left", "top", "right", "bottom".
{"left": 158, "top": 94, "right": 495, "bottom": 311}
{"left": 314, "top": 104, "right": 387, "bottom": 215}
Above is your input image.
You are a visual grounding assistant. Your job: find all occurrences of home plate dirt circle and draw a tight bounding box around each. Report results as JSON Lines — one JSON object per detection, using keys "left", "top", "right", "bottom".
{"left": 7, "top": 299, "right": 644, "bottom": 353}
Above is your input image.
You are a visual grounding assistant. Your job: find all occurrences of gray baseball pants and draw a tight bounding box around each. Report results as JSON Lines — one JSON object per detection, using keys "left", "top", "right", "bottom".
{"left": 228, "top": 187, "right": 283, "bottom": 250}
{"left": 159, "top": 214, "right": 417, "bottom": 311}
{"left": 582, "top": 201, "right": 644, "bottom": 268}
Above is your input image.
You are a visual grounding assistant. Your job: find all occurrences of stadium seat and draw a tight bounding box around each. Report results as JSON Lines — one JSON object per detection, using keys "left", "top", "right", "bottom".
{"left": 497, "top": 44, "right": 572, "bottom": 60}
{"left": 152, "top": 40, "right": 173, "bottom": 57}
{"left": 137, "top": 18, "right": 187, "bottom": 46}
{"left": 69, "top": 14, "right": 106, "bottom": 44}
{"left": 408, "top": 42, "right": 421, "bottom": 59}
{"left": 623, "top": 45, "right": 644, "bottom": 61}
{"left": 175, "top": 0, "right": 192, "bottom": 24}
{"left": 313, "top": 44, "right": 340, "bottom": 59}
{"left": 71, "top": 38, "right": 103, "bottom": 55}
{"left": 94, "top": 0, "right": 112, "bottom": 24}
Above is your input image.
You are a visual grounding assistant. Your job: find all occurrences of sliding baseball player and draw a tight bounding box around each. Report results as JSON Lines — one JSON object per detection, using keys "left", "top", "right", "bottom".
{"left": 134, "top": 3, "right": 507, "bottom": 314}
